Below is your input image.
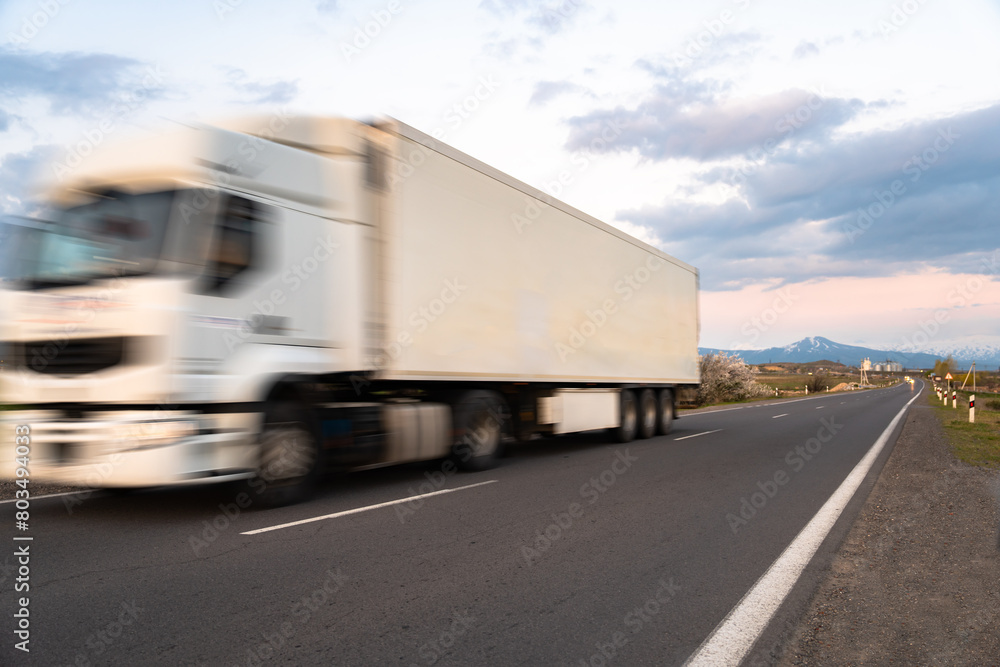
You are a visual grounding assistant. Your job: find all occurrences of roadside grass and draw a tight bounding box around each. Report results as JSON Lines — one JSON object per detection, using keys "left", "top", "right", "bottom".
{"left": 928, "top": 390, "right": 1000, "bottom": 469}
{"left": 757, "top": 375, "right": 815, "bottom": 392}
{"left": 756, "top": 374, "right": 897, "bottom": 394}
{"left": 678, "top": 378, "right": 895, "bottom": 412}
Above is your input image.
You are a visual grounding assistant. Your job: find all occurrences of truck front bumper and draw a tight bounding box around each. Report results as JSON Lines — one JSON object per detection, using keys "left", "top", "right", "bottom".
{"left": 0, "top": 409, "right": 259, "bottom": 488}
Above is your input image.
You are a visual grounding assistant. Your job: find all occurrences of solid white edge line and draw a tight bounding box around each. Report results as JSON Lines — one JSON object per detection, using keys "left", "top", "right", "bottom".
{"left": 682, "top": 387, "right": 922, "bottom": 667}
{"left": 241, "top": 480, "right": 499, "bottom": 535}
{"left": 674, "top": 429, "right": 723, "bottom": 441}
{"left": 0, "top": 491, "right": 80, "bottom": 504}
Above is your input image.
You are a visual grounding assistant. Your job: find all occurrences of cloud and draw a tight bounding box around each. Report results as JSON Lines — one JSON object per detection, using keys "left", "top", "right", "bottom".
{"left": 529, "top": 80, "right": 589, "bottom": 106}
{"left": 477, "top": 2, "right": 593, "bottom": 60}
{"left": 479, "top": 0, "right": 533, "bottom": 14}
{"left": 634, "top": 59, "right": 731, "bottom": 102}
{"left": 727, "top": 105, "right": 997, "bottom": 216}
{"left": 616, "top": 103, "right": 1000, "bottom": 290}
{"left": 479, "top": 0, "right": 590, "bottom": 35}
{"left": 793, "top": 41, "right": 820, "bottom": 58}
{"left": 527, "top": 3, "right": 588, "bottom": 34}
{"left": 566, "top": 85, "right": 865, "bottom": 161}
{"left": 645, "top": 32, "right": 764, "bottom": 74}
{"left": 0, "top": 48, "right": 164, "bottom": 116}
{"left": 226, "top": 69, "right": 299, "bottom": 105}
{"left": 0, "top": 145, "right": 56, "bottom": 215}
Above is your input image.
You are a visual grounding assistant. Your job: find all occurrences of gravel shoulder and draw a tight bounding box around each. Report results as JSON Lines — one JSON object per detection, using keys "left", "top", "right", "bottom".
{"left": 778, "top": 397, "right": 1000, "bottom": 666}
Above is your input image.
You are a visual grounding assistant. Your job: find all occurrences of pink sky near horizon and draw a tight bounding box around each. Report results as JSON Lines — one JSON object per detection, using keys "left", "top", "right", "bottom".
{"left": 700, "top": 269, "right": 1000, "bottom": 351}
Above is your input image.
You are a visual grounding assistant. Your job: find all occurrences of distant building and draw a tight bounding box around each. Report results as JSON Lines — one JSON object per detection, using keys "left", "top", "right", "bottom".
{"left": 873, "top": 360, "right": 903, "bottom": 372}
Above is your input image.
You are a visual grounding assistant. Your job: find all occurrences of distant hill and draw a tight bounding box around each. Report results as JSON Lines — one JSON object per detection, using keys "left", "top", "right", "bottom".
{"left": 698, "top": 336, "right": 953, "bottom": 369}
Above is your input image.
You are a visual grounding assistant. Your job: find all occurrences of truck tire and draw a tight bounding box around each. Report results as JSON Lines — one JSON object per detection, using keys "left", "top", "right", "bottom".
{"left": 253, "top": 403, "right": 321, "bottom": 507}
{"left": 451, "top": 391, "right": 506, "bottom": 471}
{"left": 615, "top": 389, "right": 637, "bottom": 443}
{"left": 638, "top": 389, "right": 657, "bottom": 439}
{"left": 656, "top": 389, "right": 674, "bottom": 435}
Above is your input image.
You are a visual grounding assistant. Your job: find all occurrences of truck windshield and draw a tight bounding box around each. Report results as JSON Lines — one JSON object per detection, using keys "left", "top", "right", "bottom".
{"left": 10, "top": 189, "right": 175, "bottom": 290}
{"left": 0, "top": 217, "right": 47, "bottom": 284}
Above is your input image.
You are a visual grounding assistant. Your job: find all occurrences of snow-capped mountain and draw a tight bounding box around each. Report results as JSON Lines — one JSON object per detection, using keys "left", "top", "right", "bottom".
{"left": 904, "top": 335, "right": 1000, "bottom": 369}
{"left": 699, "top": 336, "right": 998, "bottom": 369}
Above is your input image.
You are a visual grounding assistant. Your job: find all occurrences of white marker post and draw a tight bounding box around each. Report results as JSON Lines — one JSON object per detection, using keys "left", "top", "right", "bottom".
{"left": 970, "top": 395, "right": 975, "bottom": 424}
{"left": 952, "top": 390, "right": 957, "bottom": 408}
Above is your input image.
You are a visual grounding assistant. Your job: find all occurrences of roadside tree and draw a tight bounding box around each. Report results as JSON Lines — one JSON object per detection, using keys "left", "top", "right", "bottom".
{"left": 698, "top": 352, "right": 770, "bottom": 405}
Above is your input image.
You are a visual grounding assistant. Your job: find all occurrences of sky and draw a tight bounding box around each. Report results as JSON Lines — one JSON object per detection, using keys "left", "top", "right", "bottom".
{"left": 1, "top": 0, "right": 999, "bottom": 353}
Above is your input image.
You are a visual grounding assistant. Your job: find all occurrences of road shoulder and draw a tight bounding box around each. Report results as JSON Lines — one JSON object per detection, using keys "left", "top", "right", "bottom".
{"left": 777, "top": 400, "right": 1000, "bottom": 665}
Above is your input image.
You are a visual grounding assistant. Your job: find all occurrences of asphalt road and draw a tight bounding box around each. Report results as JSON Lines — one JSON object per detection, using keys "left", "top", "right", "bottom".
{"left": 0, "top": 382, "right": 922, "bottom": 666}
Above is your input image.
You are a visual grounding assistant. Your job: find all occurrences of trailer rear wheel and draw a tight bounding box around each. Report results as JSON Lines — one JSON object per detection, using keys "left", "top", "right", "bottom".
{"left": 656, "top": 389, "right": 674, "bottom": 435}
{"left": 452, "top": 391, "right": 506, "bottom": 471}
{"left": 253, "top": 403, "right": 320, "bottom": 507}
{"left": 638, "top": 389, "right": 657, "bottom": 439}
{"left": 615, "top": 389, "right": 637, "bottom": 443}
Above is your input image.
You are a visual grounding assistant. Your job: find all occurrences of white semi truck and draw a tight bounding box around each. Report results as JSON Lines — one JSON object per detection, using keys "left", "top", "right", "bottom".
{"left": 0, "top": 116, "right": 699, "bottom": 505}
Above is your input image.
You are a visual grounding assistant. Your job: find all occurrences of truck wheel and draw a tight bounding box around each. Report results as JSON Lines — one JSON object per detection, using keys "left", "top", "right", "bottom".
{"left": 656, "top": 389, "right": 674, "bottom": 435}
{"left": 253, "top": 403, "right": 320, "bottom": 507}
{"left": 452, "top": 391, "right": 506, "bottom": 471}
{"left": 615, "top": 389, "right": 637, "bottom": 443}
{"left": 638, "top": 389, "right": 657, "bottom": 439}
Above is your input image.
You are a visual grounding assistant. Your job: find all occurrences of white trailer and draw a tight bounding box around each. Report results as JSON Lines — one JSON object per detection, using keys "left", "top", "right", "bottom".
{"left": 0, "top": 116, "right": 699, "bottom": 505}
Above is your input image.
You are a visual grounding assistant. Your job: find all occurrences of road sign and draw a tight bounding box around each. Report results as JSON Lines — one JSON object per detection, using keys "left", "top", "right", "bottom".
{"left": 945, "top": 373, "right": 953, "bottom": 380}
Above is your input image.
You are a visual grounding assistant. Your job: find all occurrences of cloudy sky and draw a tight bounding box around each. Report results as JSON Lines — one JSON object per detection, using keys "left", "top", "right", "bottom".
{"left": 1, "top": 0, "right": 999, "bottom": 353}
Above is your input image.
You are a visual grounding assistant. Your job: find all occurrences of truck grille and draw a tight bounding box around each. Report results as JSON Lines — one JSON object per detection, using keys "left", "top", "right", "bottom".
{"left": 12, "top": 337, "right": 128, "bottom": 375}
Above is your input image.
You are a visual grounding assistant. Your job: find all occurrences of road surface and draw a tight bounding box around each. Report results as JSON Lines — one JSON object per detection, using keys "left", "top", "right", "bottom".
{"left": 0, "top": 382, "right": 921, "bottom": 666}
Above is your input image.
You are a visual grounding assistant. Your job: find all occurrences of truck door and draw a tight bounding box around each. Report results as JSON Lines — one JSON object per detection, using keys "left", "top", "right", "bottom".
{"left": 175, "top": 192, "right": 287, "bottom": 398}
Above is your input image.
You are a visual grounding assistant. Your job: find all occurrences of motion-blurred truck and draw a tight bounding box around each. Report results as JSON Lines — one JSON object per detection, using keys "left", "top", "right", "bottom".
{"left": 0, "top": 116, "right": 699, "bottom": 504}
